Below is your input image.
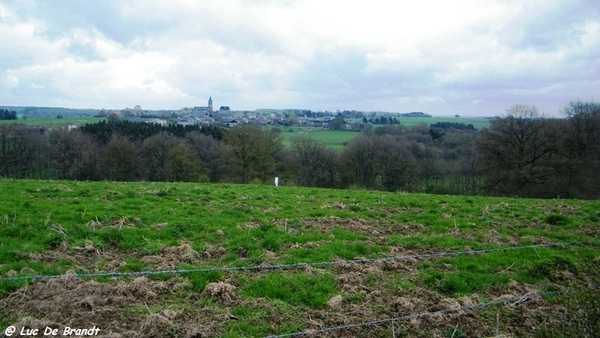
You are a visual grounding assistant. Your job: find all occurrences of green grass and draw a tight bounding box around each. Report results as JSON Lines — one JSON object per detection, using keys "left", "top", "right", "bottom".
{"left": 0, "top": 116, "right": 105, "bottom": 128}
{"left": 277, "top": 128, "right": 361, "bottom": 150}
{"left": 395, "top": 116, "right": 490, "bottom": 129}
{"left": 274, "top": 116, "right": 489, "bottom": 150}
{"left": 241, "top": 272, "right": 339, "bottom": 308}
{"left": 0, "top": 179, "right": 598, "bottom": 336}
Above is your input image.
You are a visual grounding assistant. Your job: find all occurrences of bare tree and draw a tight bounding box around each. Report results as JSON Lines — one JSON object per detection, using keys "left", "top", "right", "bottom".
{"left": 140, "top": 132, "right": 179, "bottom": 181}
{"left": 48, "top": 129, "right": 97, "bottom": 180}
{"left": 374, "top": 135, "right": 415, "bottom": 191}
{"left": 98, "top": 135, "right": 140, "bottom": 181}
{"left": 221, "top": 125, "right": 283, "bottom": 184}
{"left": 291, "top": 136, "right": 337, "bottom": 187}
{"left": 339, "top": 135, "right": 378, "bottom": 188}
{"left": 186, "top": 131, "right": 221, "bottom": 182}
{"left": 255, "top": 128, "right": 284, "bottom": 183}
{"left": 0, "top": 124, "right": 46, "bottom": 178}
{"left": 556, "top": 100, "right": 600, "bottom": 198}
{"left": 477, "top": 104, "right": 558, "bottom": 197}
{"left": 170, "top": 141, "right": 203, "bottom": 182}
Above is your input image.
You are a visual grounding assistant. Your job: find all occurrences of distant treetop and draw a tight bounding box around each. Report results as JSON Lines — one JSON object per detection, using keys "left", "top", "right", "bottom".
{"left": 401, "top": 112, "right": 431, "bottom": 117}
{"left": 0, "top": 109, "right": 18, "bottom": 120}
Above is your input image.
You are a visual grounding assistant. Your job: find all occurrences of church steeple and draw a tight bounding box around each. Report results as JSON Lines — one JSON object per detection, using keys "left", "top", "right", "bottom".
{"left": 208, "top": 96, "right": 213, "bottom": 112}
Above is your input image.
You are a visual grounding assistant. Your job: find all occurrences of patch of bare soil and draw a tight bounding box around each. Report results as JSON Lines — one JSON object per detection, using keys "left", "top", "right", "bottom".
{"left": 273, "top": 216, "right": 424, "bottom": 237}
{"left": 332, "top": 246, "right": 442, "bottom": 286}
{"left": 202, "top": 246, "right": 227, "bottom": 259}
{"left": 201, "top": 282, "right": 237, "bottom": 305}
{"left": 300, "top": 278, "right": 568, "bottom": 338}
{"left": 275, "top": 247, "right": 572, "bottom": 337}
{"left": 0, "top": 276, "right": 196, "bottom": 337}
{"left": 30, "top": 242, "right": 204, "bottom": 274}
{"left": 0, "top": 275, "right": 236, "bottom": 338}
{"left": 445, "top": 228, "right": 552, "bottom": 246}
{"left": 140, "top": 243, "right": 202, "bottom": 269}
{"left": 27, "top": 241, "right": 124, "bottom": 273}
{"left": 86, "top": 216, "right": 141, "bottom": 230}
{"left": 3, "top": 228, "right": 586, "bottom": 337}
{"left": 239, "top": 218, "right": 262, "bottom": 229}
{"left": 485, "top": 230, "right": 520, "bottom": 246}
{"left": 0, "top": 267, "right": 577, "bottom": 338}
{"left": 366, "top": 206, "right": 424, "bottom": 215}
{"left": 29, "top": 242, "right": 224, "bottom": 276}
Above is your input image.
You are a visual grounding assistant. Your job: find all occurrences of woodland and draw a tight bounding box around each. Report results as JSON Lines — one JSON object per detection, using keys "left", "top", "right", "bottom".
{"left": 1, "top": 101, "right": 598, "bottom": 199}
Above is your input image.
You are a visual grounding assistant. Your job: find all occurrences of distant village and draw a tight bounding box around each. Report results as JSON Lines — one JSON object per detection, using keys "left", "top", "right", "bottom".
{"left": 93, "top": 97, "right": 433, "bottom": 131}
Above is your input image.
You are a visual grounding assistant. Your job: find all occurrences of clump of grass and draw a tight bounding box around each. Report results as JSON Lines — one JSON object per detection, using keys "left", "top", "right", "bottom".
{"left": 118, "top": 258, "right": 147, "bottom": 272}
{"left": 241, "top": 272, "right": 339, "bottom": 308}
{"left": 225, "top": 306, "right": 270, "bottom": 337}
{"left": 255, "top": 223, "right": 283, "bottom": 252}
{"left": 225, "top": 301, "right": 306, "bottom": 337}
{"left": 544, "top": 214, "right": 569, "bottom": 226}
{"left": 96, "top": 229, "right": 124, "bottom": 249}
{"left": 186, "top": 270, "right": 223, "bottom": 292}
{"left": 527, "top": 255, "right": 576, "bottom": 281}
{"left": 44, "top": 232, "right": 65, "bottom": 249}
{"left": 443, "top": 327, "right": 467, "bottom": 338}
{"left": 438, "top": 274, "right": 471, "bottom": 295}
{"left": 538, "top": 260, "right": 600, "bottom": 337}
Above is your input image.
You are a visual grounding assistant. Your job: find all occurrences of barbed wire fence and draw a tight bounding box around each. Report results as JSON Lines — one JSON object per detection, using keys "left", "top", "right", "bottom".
{"left": 0, "top": 242, "right": 572, "bottom": 282}
{"left": 0, "top": 242, "right": 586, "bottom": 337}
{"left": 0, "top": 242, "right": 592, "bottom": 338}
{"left": 264, "top": 290, "right": 565, "bottom": 338}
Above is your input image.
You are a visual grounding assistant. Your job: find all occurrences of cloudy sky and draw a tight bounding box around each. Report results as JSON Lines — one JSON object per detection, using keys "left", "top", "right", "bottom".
{"left": 1, "top": 0, "right": 598, "bottom": 116}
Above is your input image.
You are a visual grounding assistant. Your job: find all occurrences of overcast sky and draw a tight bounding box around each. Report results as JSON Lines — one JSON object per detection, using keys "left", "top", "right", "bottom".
{"left": 1, "top": 0, "right": 598, "bottom": 116}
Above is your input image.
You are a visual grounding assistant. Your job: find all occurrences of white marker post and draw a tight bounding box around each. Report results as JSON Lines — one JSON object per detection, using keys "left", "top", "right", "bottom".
{"left": 274, "top": 176, "right": 279, "bottom": 187}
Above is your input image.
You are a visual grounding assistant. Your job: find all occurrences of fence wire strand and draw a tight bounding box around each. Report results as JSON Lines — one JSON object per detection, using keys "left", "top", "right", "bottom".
{"left": 0, "top": 242, "right": 570, "bottom": 282}
{"left": 265, "top": 290, "right": 564, "bottom": 338}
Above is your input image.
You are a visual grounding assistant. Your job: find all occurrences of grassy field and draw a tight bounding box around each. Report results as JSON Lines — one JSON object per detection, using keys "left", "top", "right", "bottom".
{"left": 0, "top": 116, "right": 105, "bottom": 128}
{"left": 278, "top": 129, "right": 361, "bottom": 150}
{"left": 278, "top": 116, "right": 489, "bottom": 150}
{"left": 395, "top": 116, "right": 490, "bottom": 129}
{"left": 0, "top": 179, "right": 598, "bottom": 337}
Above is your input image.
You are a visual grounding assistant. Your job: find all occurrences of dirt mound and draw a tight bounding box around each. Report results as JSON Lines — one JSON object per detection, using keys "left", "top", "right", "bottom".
{"left": 141, "top": 243, "right": 202, "bottom": 269}
{"left": 273, "top": 217, "right": 417, "bottom": 237}
{"left": 139, "top": 313, "right": 174, "bottom": 338}
{"left": 327, "top": 295, "right": 343, "bottom": 308}
{"left": 203, "top": 246, "right": 227, "bottom": 259}
{"left": 0, "top": 276, "right": 193, "bottom": 335}
{"left": 485, "top": 230, "right": 519, "bottom": 245}
{"left": 337, "top": 271, "right": 366, "bottom": 294}
{"left": 0, "top": 270, "right": 574, "bottom": 338}
{"left": 202, "top": 282, "right": 237, "bottom": 304}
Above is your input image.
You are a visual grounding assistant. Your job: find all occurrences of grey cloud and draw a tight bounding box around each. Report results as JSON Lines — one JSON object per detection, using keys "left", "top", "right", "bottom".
{"left": 21, "top": 0, "right": 170, "bottom": 45}
{"left": 67, "top": 40, "right": 104, "bottom": 61}
{"left": 1, "top": 0, "right": 598, "bottom": 114}
{"left": 500, "top": 1, "right": 599, "bottom": 52}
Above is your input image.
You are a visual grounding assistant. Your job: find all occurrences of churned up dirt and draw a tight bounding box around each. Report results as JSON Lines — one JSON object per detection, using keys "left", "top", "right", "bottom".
{"left": 1, "top": 248, "right": 577, "bottom": 337}
{"left": 2, "top": 216, "right": 592, "bottom": 337}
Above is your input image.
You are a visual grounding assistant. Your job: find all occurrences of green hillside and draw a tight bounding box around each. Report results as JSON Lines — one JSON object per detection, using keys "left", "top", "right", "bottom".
{"left": 0, "top": 179, "right": 598, "bottom": 336}
{"left": 0, "top": 116, "right": 104, "bottom": 128}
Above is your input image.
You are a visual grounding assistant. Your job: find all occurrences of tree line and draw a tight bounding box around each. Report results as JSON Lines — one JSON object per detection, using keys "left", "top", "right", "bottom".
{"left": 1, "top": 101, "right": 598, "bottom": 199}
{"left": 0, "top": 109, "right": 17, "bottom": 120}
{"left": 478, "top": 102, "right": 600, "bottom": 199}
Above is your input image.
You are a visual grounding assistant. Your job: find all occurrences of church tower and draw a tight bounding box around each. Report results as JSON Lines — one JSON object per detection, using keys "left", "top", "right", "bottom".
{"left": 208, "top": 97, "right": 213, "bottom": 112}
